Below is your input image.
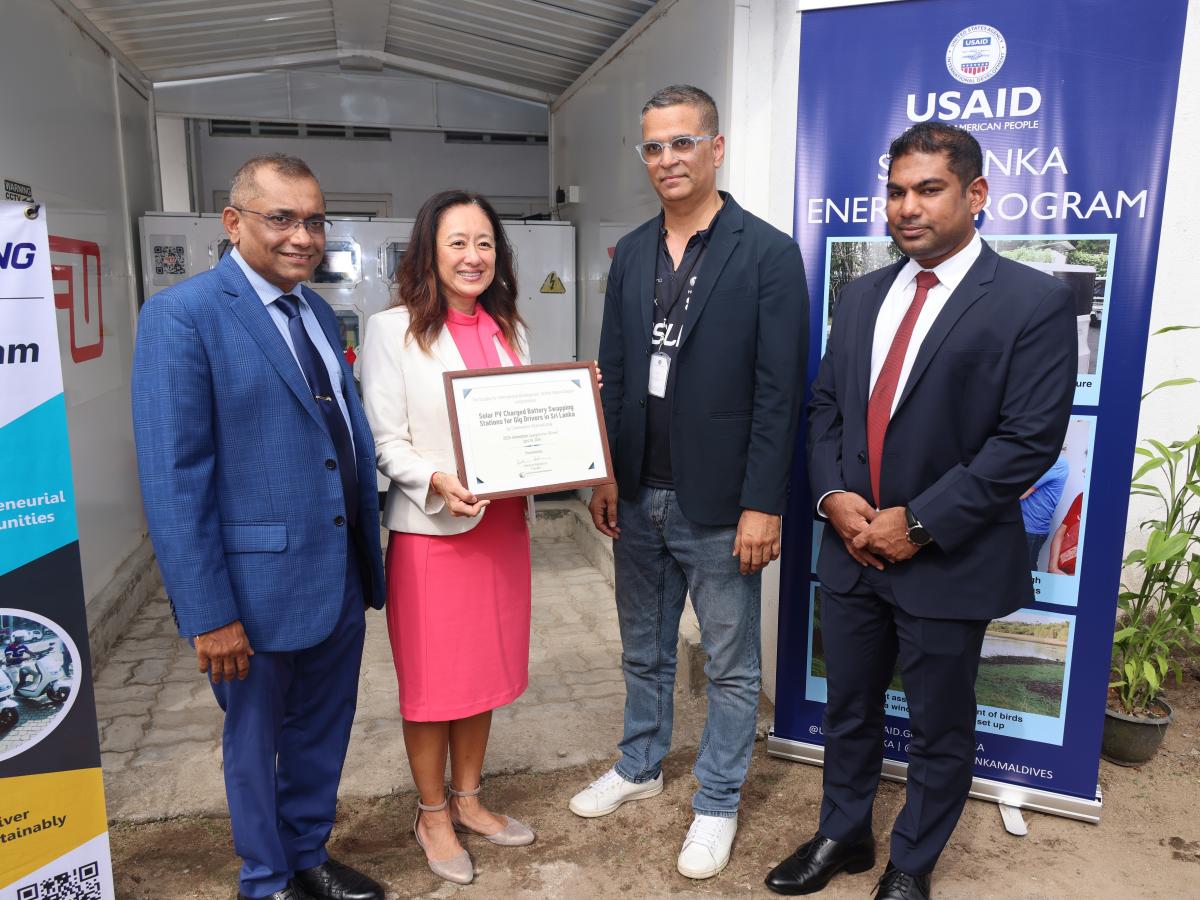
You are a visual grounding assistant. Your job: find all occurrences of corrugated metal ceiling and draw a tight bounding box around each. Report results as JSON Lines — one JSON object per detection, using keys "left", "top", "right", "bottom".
{"left": 71, "top": 0, "right": 655, "bottom": 100}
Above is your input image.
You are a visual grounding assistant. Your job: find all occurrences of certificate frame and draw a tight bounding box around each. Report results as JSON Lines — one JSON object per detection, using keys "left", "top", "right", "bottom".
{"left": 443, "top": 361, "right": 615, "bottom": 500}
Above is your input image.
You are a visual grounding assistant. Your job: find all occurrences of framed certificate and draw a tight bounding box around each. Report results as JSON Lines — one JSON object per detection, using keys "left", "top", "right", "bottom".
{"left": 443, "top": 362, "right": 614, "bottom": 500}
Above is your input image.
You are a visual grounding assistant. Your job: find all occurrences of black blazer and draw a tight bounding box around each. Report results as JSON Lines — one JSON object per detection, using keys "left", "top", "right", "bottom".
{"left": 598, "top": 193, "right": 809, "bottom": 527}
{"left": 807, "top": 241, "right": 1077, "bottom": 620}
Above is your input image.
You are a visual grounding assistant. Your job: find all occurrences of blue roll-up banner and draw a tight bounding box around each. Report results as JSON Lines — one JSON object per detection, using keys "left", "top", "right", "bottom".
{"left": 773, "top": 0, "right": 1189, "bottom": 819}
{"left": 0, "top": 200, "right": 115, "bottom": 898}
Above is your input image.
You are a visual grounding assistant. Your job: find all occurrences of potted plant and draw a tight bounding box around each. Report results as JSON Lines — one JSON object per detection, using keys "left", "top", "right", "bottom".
{"left": 1105, "top": 332, "right": 1200, "bottom": 765}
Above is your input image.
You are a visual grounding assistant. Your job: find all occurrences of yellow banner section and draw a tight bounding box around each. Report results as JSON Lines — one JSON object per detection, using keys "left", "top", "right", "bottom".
{"left": 0, "top": 767, "right": 108, "bottom": 888}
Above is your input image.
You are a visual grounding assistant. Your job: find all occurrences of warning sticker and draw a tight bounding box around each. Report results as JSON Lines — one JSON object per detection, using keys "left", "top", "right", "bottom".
{"left": 4, "top": 179, "right": 33, "bottom": 202}
{"left": 539, "top": 272, "right": 566, "bottom": 294}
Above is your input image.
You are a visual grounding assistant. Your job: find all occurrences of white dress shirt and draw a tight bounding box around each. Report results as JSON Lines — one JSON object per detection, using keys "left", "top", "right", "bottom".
{"left": 869, "top": 230, "right": 982, "bottom": 413}
{"left": 230, "top": 248, "right": 356, "bottom": 454}
{"left": 818, "top": 230, "right": 983, "bottom": 515}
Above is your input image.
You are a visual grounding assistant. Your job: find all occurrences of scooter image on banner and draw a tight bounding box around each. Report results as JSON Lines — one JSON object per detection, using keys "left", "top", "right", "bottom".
{"left": 3, "top": 644, "right": 72, "bottom": 706}
{"left": 0, "top": 667, "right": 18, "bottom": 732}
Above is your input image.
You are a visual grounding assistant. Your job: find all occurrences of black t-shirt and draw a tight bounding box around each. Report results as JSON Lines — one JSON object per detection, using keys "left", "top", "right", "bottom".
{"left": 641, "top": 206, "right": 722, "bottom": 488}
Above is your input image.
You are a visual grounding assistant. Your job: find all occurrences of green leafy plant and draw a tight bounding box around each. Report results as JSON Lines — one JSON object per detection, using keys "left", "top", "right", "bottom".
{"left": 1110, "top": 326, "right": 1200, "bottom": 716}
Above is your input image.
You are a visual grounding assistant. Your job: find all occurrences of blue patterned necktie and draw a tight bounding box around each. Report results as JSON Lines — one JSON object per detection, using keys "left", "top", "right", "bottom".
{"left": 275, "top": 294, "right": 359, "bottom": 526}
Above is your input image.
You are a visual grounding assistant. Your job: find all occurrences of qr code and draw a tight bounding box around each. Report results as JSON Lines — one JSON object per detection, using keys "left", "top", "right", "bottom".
{"left": 16, "top": 861, "right": 101, "bottom": 900}
{"left": 153, "top": 244, "right": 186, "bottom": 275}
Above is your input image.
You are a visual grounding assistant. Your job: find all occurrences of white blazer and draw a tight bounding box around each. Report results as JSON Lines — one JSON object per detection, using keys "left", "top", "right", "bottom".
{"left": 360, "top": 304, "right": 533, "bottom": 536}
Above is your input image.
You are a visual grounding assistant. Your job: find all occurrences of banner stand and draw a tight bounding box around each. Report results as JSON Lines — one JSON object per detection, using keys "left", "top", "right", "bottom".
{"left": 0, "top": 198, "right": 116, "bottom": 898}
{"left": 775, "top": 0, "right": 1190, "bottom": 828}
{"left": 767, "top": 733, "right": 1102, "bottom": 824}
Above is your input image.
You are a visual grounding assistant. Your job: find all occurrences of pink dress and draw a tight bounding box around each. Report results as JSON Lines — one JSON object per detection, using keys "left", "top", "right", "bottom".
{"left": 385, "top": 306, "right": 531, "bottom": 721}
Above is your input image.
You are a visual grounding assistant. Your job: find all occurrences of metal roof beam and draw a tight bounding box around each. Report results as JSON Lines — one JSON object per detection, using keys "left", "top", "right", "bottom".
{"left": 151, "top": 48, "right": 555, "bottom": 104}
{"left": 49, "top": 0, "right": 152, "bottom": 88}
{"left": 125, "top": 28, "right": 334, "bottom": 60}
{"left": 331, "top": 0, "right": 391, "bottom": 71}
{"left": 150, "top": 49, "right": 342, "bottom": 81}
{"left": 86, "top": 10, "right": 331, "bottom": 41}
{"left": 73, "top": 0, "right": 328, "bottom": 28}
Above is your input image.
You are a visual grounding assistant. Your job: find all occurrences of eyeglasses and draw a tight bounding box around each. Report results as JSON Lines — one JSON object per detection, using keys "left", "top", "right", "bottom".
{"left": 233, "top": 207, "right": 332, "bottom": 235}
{"left": 634, "top": 134, "right": 716, "bottom": 164}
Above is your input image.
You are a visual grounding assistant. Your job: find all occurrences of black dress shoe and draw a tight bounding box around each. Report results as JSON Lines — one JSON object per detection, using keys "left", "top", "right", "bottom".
{"left": 237, "top": 886, "right": 309, "bottom": 900}
{"left": 873, "top": 861, "right": 931, "bottom": 900}
{"left": 764, "top": 832, "right": 875, "bottom": 895}
{"left": 292, "top": 859, "right": 385, "bottom": 900}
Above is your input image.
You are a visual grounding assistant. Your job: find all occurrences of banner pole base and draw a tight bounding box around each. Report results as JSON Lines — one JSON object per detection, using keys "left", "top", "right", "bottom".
{"left": 767, "top": 731, "right": 1103, "bottom": 825}
{"left": 998, "top": 803, "right": 1029, "bottom": 835}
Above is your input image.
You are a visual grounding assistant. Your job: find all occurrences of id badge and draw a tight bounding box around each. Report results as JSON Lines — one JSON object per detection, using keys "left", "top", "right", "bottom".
{"left": 648, "top": 351, "right": 671, "bottom": 398}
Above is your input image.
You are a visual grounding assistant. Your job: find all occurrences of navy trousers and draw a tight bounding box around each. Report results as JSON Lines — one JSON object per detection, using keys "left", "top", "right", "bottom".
{"left": 209, "top": 547, "right": 366, "bottom": 898}
{"left": 818, "top": 568, "right": 988, "bottom": 876}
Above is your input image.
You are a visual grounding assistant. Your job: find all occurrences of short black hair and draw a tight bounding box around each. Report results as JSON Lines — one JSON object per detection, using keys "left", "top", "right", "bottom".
{"left": 229, "top": 153, "right": 320, "bottom": 207}
{"left": 641, "top": 84, "right": 719, "bottom": 135}
{"left": 887, "top": 123, "right": 982, "bottom": 192}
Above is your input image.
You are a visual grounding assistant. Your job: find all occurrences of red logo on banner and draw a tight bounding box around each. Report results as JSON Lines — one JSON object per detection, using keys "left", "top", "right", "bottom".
{"left": 49, "top": 236, "right": 104, "bottom": 363}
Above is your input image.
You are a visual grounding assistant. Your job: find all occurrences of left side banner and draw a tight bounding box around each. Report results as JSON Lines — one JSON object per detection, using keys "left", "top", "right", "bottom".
{"left": 0, "top": 201, "right": 115, "bottom": 898}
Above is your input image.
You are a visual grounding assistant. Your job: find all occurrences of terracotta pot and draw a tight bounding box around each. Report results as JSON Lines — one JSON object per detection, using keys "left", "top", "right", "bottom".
{"left": 1101, "top": 697, "right": 1173, "bottom": 766}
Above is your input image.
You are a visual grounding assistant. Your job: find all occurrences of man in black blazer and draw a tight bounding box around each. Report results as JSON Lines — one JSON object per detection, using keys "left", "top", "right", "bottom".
{"left": 567, "top": 84, "right": 808, "bottom": 880}
{"left": 765, "top": 124, "right": 1075, "bottom": 899}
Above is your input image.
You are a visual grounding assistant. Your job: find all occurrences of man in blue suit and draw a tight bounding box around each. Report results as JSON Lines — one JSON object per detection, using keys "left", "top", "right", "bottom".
{"left": 132, "top": 154, "right": 386, "bottom": 900}
{"left": 568, "top": 85, "right": 808, "bottom": 880}
{"left": 765, "top": 124, "right": 1075, "bottom": 899}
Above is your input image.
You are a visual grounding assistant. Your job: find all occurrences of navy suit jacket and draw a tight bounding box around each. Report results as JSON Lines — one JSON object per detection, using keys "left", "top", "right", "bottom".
{"left": 807, "top": 241, "right": 1076, "bottom": 620}
{"left": 598, "top": 194, "right": 809, "bottom": 526}
{"left": 131, "top": 253, "right": 387, "bottom": 652}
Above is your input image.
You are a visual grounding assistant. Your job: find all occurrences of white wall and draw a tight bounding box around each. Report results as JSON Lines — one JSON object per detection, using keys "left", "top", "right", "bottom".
{"left": 155, "top": 68, "right": 549, "bottom": 136}
{"left": 156, "top": 117, "right": 192, "bottom": 212}
{"left": 192, "top": 127, "right": 549, "bottom": 217}
{"left": 1126, "top": 1, "right": 1200, "bottom": 555}
{"left": 0, "top": 0, "right": 156, "bottom": 608}
{"left": 550, "top": 0, "right": 737, "bottom": 362}
{"left": 727, "top": 0, "right": 803, "bottom": 234}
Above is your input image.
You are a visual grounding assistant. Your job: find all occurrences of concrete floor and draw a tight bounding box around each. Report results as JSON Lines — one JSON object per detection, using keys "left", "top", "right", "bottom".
{"left": 95, "top": 503, "right": 711, "bottom": 822}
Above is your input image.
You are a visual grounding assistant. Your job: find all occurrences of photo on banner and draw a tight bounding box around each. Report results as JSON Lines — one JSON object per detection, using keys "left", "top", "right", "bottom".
{"left": 805, "top": 585, "right": 1075, "bottom": 746}
{"left": 1025, "top": 416, "right": 1095, "bottom": 607}
{"left": 820, "top": 234, "right": 1116, "bottom": 406}
{"left": 0, "top": 610, "right": 80, "bottom": 763}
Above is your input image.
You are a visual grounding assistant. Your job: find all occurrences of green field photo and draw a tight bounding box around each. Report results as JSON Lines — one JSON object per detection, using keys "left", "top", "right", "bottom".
{"left": 809, "top": 592, "right": 1069, "bottom": 717}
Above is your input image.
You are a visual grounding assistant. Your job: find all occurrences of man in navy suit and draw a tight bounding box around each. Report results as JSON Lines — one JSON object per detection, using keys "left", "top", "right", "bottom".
{"left": 132, "top": 155, "right": 386, "bottom": 900}
{"left": 568, "top": 84, "right": 808, "bottom": 880}
{"left": 765, "top": 124, "right": 1075, "bottom": 899}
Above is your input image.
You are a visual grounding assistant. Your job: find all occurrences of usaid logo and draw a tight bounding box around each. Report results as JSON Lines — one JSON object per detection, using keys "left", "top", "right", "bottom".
{"left": 946, "top": 25, "right": 1007, "bottom": 84}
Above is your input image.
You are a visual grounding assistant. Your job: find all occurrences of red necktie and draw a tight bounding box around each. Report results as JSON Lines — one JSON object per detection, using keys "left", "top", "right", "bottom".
{"left": 866, "top": 269, "right": 939, "bottom": 506}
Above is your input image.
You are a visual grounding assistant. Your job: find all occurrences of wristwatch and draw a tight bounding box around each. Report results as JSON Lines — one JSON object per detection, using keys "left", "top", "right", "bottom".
{"left": 904, "top": 506, "right": 932, "bottom": 547}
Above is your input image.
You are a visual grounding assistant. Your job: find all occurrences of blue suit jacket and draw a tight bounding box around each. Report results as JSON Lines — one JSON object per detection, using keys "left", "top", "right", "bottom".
{"left": 807, "top": 242, "right": 1077, "bottom": 620}
{"left": 597, "top": 194, "right": 809, "bottom": 526}
{"left": 131, "top": 253, "right": 386, "bottom": 652}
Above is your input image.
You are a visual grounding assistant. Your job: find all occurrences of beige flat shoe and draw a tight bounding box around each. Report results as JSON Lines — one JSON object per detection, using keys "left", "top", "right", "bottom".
{"left": 414, "top": 795, "right": 474, "bottom": 884}
{"left": 449, "top": 784, "right": 536, "bottom": 847}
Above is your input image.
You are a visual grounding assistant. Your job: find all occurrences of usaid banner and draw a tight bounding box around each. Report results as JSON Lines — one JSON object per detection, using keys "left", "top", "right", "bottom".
{"left": 773, "top": 0, "right": 1189, "bottom": 818}
{"left": 0, "top": 201, "right": 115, "bottom": 898}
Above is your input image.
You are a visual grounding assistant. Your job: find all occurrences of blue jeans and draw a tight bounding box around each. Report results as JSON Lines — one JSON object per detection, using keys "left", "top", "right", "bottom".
{"left": 612, "top": 486, "right": 761, "bottom": 817}
{"left": 1026, "top": 531, "right": 1049, "bottom": 570}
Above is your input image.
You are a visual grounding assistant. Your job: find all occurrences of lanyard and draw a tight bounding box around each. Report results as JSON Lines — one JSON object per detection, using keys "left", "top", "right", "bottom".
{"left": 654, "top": 239, "right": 706, "bottom": 327}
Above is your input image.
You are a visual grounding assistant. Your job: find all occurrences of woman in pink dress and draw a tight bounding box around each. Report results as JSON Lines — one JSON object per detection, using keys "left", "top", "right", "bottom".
{"left": 360, "top": 191, "right": 534, "bottom": 885}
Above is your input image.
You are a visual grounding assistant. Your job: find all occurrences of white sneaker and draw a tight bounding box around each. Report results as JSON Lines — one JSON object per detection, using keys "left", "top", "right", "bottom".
{"left": 676, "top": 813, "right": 737, "bottom": 879}
{"left": 568, "top": 767, "right": 663, "bottom": 818}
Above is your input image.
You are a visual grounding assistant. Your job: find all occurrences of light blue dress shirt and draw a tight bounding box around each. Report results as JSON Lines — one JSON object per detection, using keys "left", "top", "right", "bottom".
{"left": 230, "top": 249, "right": 356, "bottom": 456}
